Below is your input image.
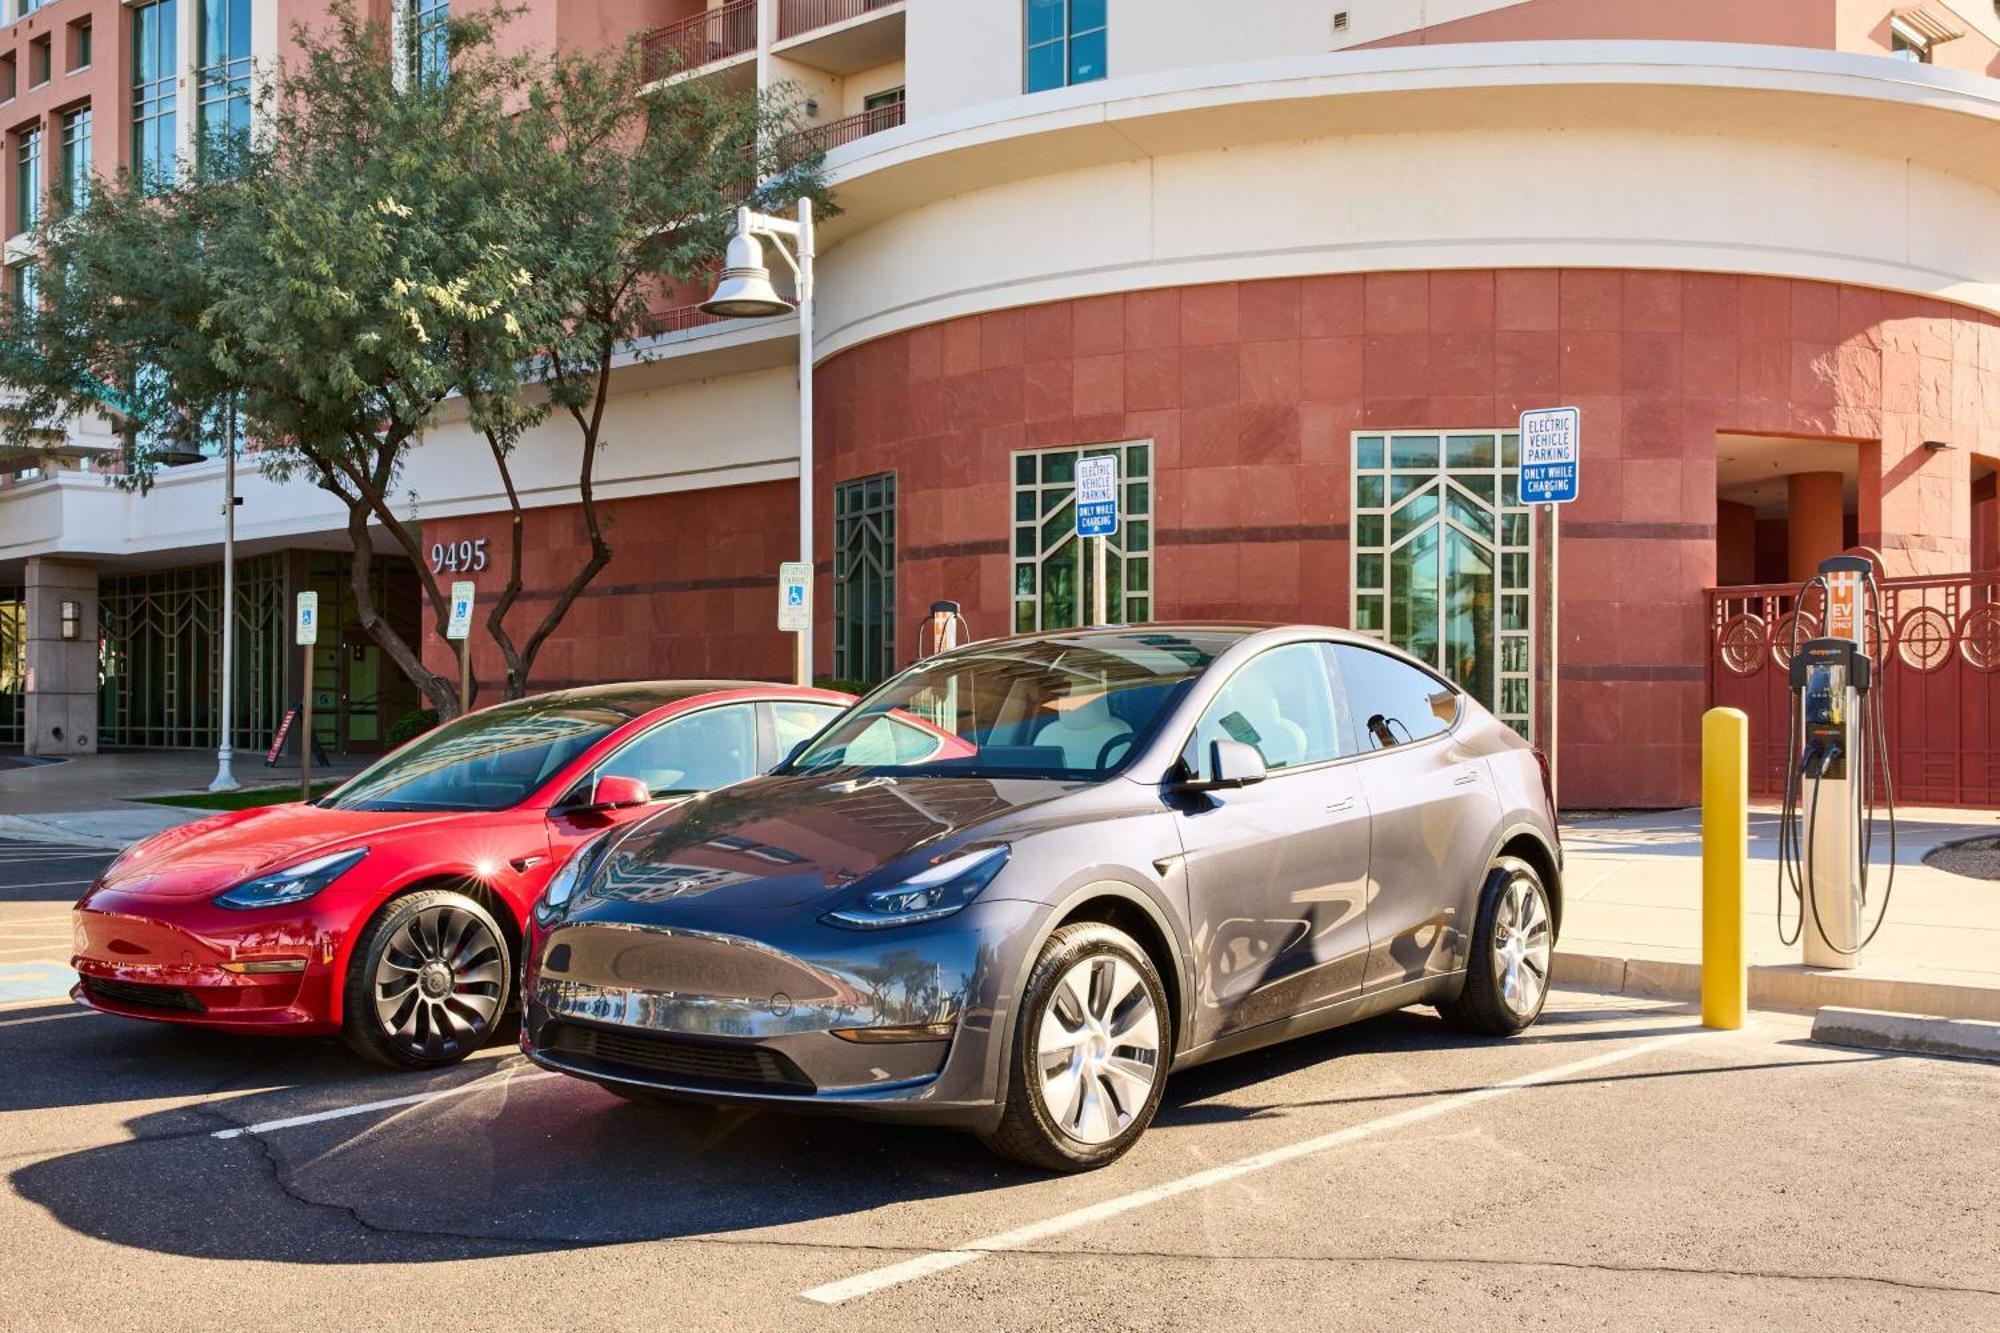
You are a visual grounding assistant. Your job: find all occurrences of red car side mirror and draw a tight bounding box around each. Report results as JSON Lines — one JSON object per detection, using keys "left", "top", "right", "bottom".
{"left": 588, "top": 775, "right": 650, "bottom": 810}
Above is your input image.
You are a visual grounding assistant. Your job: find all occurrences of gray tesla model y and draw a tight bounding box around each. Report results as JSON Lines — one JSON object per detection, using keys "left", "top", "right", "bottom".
{"left": 521, "top": 625, "right": 1561, "bottom": 1171}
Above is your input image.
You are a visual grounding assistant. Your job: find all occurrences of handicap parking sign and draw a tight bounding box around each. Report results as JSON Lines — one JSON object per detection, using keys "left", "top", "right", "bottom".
{"left": 778, "top": 561, "right": 812, "bottom": 632}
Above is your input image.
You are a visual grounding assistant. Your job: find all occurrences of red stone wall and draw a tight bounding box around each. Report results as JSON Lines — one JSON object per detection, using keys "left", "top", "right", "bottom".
{"left": 420, "top": 480, "right": 800, "bottom": 698}
{"left": 814, "top": 269, "right": 1999, "bottom": 807}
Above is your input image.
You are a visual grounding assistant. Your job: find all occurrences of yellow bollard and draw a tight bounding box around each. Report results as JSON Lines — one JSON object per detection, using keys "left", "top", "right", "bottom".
{"left": 1701, "top": 707, "right": 1748, "bottom": 1029}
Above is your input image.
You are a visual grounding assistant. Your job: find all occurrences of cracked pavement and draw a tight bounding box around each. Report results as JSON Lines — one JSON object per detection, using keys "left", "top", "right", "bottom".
{"left": 1, "top": 978, "right": 1995, "bottom": 1330}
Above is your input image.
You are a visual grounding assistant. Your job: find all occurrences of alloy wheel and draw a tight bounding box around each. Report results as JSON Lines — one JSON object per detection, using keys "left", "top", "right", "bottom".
{"left": 1035, "top": 954, "right": 1161, "bottom": 1145}
{"left": 371, "top": 905, "right": 506, "bottom": 1057}
{"left": 1492, "top": 873, "right": 1552, "bottom": 1018}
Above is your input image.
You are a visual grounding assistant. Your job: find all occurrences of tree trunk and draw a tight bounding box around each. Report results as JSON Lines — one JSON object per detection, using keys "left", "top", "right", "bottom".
{"left": 340, "top": 494, "right": 459, "bottom": 717}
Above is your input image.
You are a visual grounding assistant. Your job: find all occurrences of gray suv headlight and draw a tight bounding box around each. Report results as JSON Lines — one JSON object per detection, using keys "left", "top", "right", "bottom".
{"left": 823, "top": 845, "right": 1011, "bottom": 930}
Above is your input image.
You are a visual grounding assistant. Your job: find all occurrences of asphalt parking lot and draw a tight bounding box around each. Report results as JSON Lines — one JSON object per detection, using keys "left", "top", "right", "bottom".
{"left": 1, "top": 838, "right": 1996, "bottom": 1331}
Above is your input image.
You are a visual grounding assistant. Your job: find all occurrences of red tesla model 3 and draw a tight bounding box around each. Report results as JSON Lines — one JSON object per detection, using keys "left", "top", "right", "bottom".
{"left": 71, "top": 681, "right": 852, "bottom": 1068}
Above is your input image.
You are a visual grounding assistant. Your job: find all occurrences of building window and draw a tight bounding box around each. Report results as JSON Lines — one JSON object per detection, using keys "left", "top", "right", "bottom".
{"left": 27, "top": 35, "right": 49, "bottom": 88}
{"left": 14, "top": 124, "right": 41, "bottom": 234}
{"left": 1024, "top": 0, "right": 1106, "bottom": 93}
{"left": 1012, "top": 441, "right": 1152, "bottom": 632}
{"left": 133, "top": 0, "right": 177, "bottom": 190}
{"left": 10, "top": 260, "right": 37, "bottom": 314}
{"left": 862, "top": 86, "right": 904, "bottom": 113}
{"left": 68, "top": 18, "right": 92, "bottom": 73}
{"left": 58, "top": 106, "right": 89, "bottom": 212}
{"left": 196, "top": 0, "right": 252, "bottom": 166}
{"left": 401, "top": 0, "right": 450, "bottom": 87}
{"left": 1350, "top": 430, "right": 1535, "bottom": 738}
{"left": 833, "top": 472, "right": 897, "bottom": 687}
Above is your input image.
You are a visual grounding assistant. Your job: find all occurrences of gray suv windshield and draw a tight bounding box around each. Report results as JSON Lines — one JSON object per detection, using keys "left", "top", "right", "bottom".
{"left": 785, "top": 630, "right": 1236, "bottom": 780}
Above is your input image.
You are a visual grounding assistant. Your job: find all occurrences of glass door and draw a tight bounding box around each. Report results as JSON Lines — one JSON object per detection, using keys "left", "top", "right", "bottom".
{"left": 1351, "top": 430, "right": 1535, "bottom": 737}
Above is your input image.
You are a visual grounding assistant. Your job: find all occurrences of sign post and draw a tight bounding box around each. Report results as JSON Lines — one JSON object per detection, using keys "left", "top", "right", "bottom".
{"left": 294, "top": 591, "right": 319, "bottom": 802}
{"left": 778, "top": 562, "right": 813, "bottom": 686}
{"left": 446, "top": 580, "right": 476, "bottom": 716}
{"left": 1075, "top": 454, "right": 1119, "bottom": 626}
{"left": 1519, "top": 406, "right": 1581, "bottom": 810}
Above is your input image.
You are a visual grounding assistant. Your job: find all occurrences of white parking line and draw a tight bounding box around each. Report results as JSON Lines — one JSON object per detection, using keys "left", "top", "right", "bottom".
{"left": 0, "top": 879, "right": 93, "bottom": 891}
{"left": 0, "top": 945, "right": 71, "bottom": 956}
{"left": 800, "top": 1028, "right": 1705, "bottom": 1306}
{"left": 210, "top": 1069, "right": 562, "bottom": 1140}
{"left": 0, "top": 1009, "right": 93, "bottom": 1028}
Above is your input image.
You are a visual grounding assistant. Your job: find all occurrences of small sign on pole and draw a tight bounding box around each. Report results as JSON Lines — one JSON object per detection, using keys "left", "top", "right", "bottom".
{"left": 1075, "top": 454, "right": 1119, "bottom": 625}
{"left": 777, "top": 562, "right": 813, "bottom": 632}
{"left": 294, "top": 591, "right": 318, "bottom": 802}
{"left": 1519, "top": 406, "right": 1580, "bottom": 506}
{"left": 446, "top": 581, "right": 476, "bottom": 641}
{"left": 447, "top": 580, "right": 476, "bottom": 716}
{"left": 1520, "top": 407, "right": 1580, "bottom": 812}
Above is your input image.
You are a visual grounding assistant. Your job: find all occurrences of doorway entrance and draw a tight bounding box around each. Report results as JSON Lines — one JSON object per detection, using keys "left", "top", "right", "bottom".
{"left": 305, "top": 555, "right": 421, "bottom": 754}
{"left": 1349, "top": 429, "right": 1536, "bottom": 738}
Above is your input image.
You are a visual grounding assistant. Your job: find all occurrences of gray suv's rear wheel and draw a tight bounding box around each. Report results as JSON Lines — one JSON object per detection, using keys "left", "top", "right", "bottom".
{"left": 984, "top": 922, "right": 1170, "bottom": 1172}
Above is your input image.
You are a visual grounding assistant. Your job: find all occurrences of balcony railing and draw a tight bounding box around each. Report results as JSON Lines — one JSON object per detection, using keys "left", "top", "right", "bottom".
{"left": 656, "top": 302, "right": 726, "bottom": 335}
{"left": 777, "top": 0, "right": 900, "bottom": 42}
{"left": 644, "top": 1, "right": 757, "bottom": 79}
{"left": 788, "top": 99, "right": 906, "bottom": 156}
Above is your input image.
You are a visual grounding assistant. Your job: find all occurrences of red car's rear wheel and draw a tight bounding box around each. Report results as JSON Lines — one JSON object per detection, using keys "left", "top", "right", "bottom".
{"left": 343, "top": 889, "right": 511, "bottom": 1068}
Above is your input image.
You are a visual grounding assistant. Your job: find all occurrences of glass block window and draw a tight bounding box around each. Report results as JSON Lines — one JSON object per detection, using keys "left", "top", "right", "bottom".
{"left": 833, "top": 472, "right": 896, "bottom": 687}
{"left": 1012, "top": 441, "right": 1153, "bottom": 633}
{"left": 132, "top": 0, "right": 178, "bottom": 191}
{"left": 1351, "top": 430, "right": 1535, "bottom": 738}
{"left": 1024, "top": 0, "right": 1106, "bottom": 93}
{"left": 196, "top": 0, "right": 252, "bottom": 167}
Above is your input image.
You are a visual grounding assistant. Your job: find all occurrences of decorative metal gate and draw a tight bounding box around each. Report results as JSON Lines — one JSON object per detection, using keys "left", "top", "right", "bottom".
{"left": 98, "top": 556, "right": 287, "bottom": 749}
{"left": 1708, "top": 572, "right": 2000, "bottom": 806}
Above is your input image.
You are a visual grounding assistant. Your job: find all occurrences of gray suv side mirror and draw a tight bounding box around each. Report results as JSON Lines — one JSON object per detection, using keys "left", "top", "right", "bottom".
{"left": 1191, "top": 738, "right": 1267, "bottom": 790}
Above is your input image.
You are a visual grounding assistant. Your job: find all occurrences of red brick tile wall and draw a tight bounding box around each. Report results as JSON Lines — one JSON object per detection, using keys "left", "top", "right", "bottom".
{"left": 814, "top": 269, "right": 2000, "bottom": 807}
{"left": 420, "top": 480, "right": 799, "bottom": 697}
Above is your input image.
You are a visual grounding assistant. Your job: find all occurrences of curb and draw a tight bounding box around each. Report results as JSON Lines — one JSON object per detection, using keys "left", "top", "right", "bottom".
{"left": 1809, "top": 1006, "right": 2000, "bottom": 1063}
{"left": 0, "top": 815, "right": 134, "bottom": 851}
{"left": 1551, "top": 950, "right": 2000, "bottom": 1023}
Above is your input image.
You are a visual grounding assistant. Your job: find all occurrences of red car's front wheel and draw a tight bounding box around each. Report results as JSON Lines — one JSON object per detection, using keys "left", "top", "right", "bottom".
{"left": 343, "top": 889, "right": 511, "bottom": 1068}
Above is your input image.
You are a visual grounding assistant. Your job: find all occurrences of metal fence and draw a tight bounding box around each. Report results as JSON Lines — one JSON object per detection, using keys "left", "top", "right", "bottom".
{"left": 1708, "top": 571, "right": 2000, "bottom": 806}
{"left": 644, "top": 1, "right": 758, "bottom": 78}
{"left": 98, "top": 556, "right": 287, "bottom": 749}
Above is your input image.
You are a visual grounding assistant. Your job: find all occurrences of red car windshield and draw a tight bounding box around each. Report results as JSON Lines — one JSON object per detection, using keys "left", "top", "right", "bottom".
{"left": 320, "top": 696, "right": 630, "bottom": 812}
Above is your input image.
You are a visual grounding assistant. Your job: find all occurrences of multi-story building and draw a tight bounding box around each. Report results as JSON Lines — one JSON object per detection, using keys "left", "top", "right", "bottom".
{"left": 5, "top": 0, "right": 2000, "bottom": 808}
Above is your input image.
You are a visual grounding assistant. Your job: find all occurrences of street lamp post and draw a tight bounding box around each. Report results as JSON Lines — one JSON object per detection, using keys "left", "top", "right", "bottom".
{"left": 208, "top": 399, "right": 240, "bottom": 791}
{"left": 701, "top": 198, "right": 815, "bottom": 687}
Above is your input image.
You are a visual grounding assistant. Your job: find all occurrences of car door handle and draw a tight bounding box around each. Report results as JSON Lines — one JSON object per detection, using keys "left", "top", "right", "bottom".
{"left": 1327, "top": 797, "right": 1356, "bottom": 814}
{"left": 509, "top": 855, "right": 546, "bottom": 872}
{"left": 1452, "top": 771, "right": 1479, "bottom": 787}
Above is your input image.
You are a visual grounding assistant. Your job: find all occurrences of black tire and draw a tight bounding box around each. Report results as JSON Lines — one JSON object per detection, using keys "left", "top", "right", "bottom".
{"left": 1437, "top": 855, "right": 1554, "bottom": 1036}
{"left": 342, "top": 888, "right": 512, "bottom": 1069}
{"left": 981, "top": 922, "right": 1171, "bottom": 1173}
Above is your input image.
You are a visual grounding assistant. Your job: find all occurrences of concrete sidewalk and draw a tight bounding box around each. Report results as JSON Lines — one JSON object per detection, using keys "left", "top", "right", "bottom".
{"left": 0, "top": 750, "right": 370, "bottom": 848}
{"left": 1555, "top": 805, "right": 2000, "bottom": 1022}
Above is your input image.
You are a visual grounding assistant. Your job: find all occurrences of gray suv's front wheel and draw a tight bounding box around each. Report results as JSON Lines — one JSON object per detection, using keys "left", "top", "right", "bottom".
{"left": 983, "top": 922, "right": 1170, "bottom": 1172}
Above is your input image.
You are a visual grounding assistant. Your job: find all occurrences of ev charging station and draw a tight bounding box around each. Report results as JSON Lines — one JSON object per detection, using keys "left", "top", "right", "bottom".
{"left": 1778, "top": 555, "right": 1899, "bottom": 968}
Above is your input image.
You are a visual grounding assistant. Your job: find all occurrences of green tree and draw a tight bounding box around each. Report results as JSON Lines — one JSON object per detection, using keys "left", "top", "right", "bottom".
{"left": 456, "top": 34, "right": 825, "bottom": 698}
{"left": 0, "top": 4, "right": 824, "bottom": 715}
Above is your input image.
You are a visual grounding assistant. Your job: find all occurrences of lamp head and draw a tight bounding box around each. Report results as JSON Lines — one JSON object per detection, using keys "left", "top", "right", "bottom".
{"left": 700, "top": 230, "right": 794, "bottom": 319}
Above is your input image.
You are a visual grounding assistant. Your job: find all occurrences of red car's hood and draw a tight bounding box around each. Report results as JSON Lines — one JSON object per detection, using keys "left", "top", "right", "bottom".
{"left": 91, "top": 803, "right": 483, "bottom": 903}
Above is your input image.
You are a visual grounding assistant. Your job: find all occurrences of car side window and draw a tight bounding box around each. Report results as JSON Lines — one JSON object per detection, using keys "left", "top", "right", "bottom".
{"left": 1182, "top": 643, "right": 1345, "bottom": 779}
{"left": 771, "top": 701, "right": 842, "bottom": 762}
{"left": 1331, "top": 644, "right": 1459, "bottom": 751}
{"left": 595, "top": 704, "right": 758, "bottom": 797}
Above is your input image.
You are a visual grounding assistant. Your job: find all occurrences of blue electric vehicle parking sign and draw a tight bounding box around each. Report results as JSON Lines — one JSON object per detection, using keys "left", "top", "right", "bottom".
{"left": 1075, "top": 454, "right": 1119, "bottom": 538}
{"left": 1519, "top": 406, "right": 1581, "bottom": 505}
